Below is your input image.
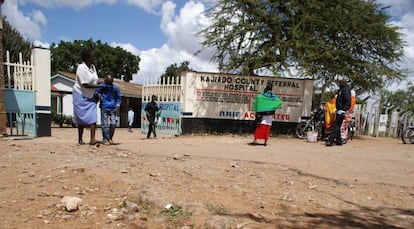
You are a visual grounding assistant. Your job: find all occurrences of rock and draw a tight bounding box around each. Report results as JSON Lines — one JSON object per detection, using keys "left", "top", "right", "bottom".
{"left": 125, "top": 200, "right": 140, "bottom": 212}
{"left": 38, "top": 191, "right": 50, "bottom": 197}
{"left": 281, "top": 193, "right": 294, "bottom": 202}
{"left": 204, "top": 215, "right": 237, "bottom": 229}
{"left": 60, "top": 196, "right": 83, "bottom": 212}
{"left": 107, "top": 208, "right": 124, "bottom": 221}
{"left": 182, "top": 202, "right": 208, "bottom": 216}
{"left": 72, "top": 168, "right": 85, "bottom": 173}
{"left": 62, "top": 214, "right": 72, "bottom": 220}
{"left": 230, "top": 161, "right": 239, "bottom": 168}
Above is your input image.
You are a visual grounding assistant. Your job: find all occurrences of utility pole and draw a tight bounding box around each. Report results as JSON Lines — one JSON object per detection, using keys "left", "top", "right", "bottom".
{"left": 0, "top": 0, "right": 6, "bottom": 137}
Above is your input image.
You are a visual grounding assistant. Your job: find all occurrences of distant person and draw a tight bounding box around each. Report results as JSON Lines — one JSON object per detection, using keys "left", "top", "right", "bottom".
{"left": 128, "top": 107, "right": 135, "bottom": 132}
{"left": 326, "top": 80, "right": 351, "bottom": 146}
{"left": 341, "top": 90, "right": 357, "bottom": 143}
{"left": 95, "top": 74, "right": 121, "bottom": 145}
{"left": 324, "top": 92, "right": 337, "bottom": 130}
{"left": 145, "top": 95, "right": 160, "bottom": 139}
{"left": 251, "top": 82, "right": 282, "bottom": 146}
{"left": 72, "top": 47, "right": 105, "bottom": 145}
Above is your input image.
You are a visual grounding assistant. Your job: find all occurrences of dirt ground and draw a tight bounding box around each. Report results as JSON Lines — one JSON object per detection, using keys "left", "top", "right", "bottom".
{"left": 0, "top": 127, "right": 413, "bottom": 229}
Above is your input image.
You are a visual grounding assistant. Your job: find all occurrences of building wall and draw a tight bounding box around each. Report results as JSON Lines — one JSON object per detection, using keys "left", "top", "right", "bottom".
{"left": 180, "top": 71, "right": 314, "bottom": 123}
{"left": 33, "top": 48, "right": 51, "bottom": 136}
{"left": 142, "top": 71, "right": 314, "bottom": 135}
{"left": 51, "top": 74, "right": 142, "bottom": 127}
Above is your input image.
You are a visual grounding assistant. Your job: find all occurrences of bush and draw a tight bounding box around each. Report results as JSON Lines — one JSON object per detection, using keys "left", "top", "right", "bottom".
{"left": 64, "top": 115, "right": 73, "bottom": 125}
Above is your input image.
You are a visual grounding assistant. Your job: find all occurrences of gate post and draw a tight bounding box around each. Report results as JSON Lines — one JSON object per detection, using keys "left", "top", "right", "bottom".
{"left": 0, "top": 1, "right": 7, "bottom": 136}
{"left": 33, "top": 48, "right": 51, "bottom": 136}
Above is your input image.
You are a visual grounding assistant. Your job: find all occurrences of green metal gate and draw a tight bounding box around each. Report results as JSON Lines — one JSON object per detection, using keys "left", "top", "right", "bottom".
{"left": 4, "top": 51, "right": 36, "bottom": 137}
{"left": 5, "top": 89, "right": 36, "bottom": 137}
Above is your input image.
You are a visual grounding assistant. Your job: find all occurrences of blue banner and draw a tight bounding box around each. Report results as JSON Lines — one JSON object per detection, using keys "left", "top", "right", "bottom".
{"left": 141, "top": 102, "right": 182, "bottom": 136}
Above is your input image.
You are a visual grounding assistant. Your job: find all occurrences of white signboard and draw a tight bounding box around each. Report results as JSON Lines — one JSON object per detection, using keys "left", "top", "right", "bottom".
{"left": 181, "top": 71, "right": 314, "bottom": 123}
{"left": 379, "top": 114, "right": 388, "bottom": 132}
{"left": 390, "top": 111, "right": 398, "bottom": 128}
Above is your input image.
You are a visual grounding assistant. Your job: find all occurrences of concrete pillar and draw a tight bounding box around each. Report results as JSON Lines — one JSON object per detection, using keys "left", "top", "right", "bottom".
{"left": 33, "top": 48, "right": 51, "bottom": 136}
{"left": 0, "top": 1, "right": 6, "bottom": 136}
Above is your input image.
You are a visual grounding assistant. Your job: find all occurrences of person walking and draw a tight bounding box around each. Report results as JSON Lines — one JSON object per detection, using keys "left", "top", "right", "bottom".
{"left": 145, "top": 95, "right": 160, "bottom": 139}
{"left": 251, "top": 83, "right": 282, "bottom": 146}
{"left": 95, "top": 75, "right": 121, "bottom": 145}
{"left": 72, "top": 47, "right": 105, "bottom": 145}
{"left": 128, "top": 107, "right": 134, "bottom": 132}
{"left": 326, "top": 80, "right": 351, "bottom": 146}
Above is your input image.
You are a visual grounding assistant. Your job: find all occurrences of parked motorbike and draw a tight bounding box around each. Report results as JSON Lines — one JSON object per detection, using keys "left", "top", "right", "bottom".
{"left": 401, "top": 124, "right": 414, "bottom": 144}
{"left": 295, "top": 108, "right": 325, "bottom": 140}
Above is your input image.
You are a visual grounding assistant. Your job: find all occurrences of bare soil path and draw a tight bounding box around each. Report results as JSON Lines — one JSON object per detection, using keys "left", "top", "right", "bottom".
{"left": 0, "top": 128, "right": 413, "bottom": 229}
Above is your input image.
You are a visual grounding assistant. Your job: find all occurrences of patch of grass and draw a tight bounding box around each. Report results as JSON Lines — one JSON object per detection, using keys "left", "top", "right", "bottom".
{"left": 161, "top": 205, "right": 190, "bottom": 222}
{"left": 120, "top": 197, "right": 155, "bottom": 215}
{"left": 205, "top": 204, "right": 229, "bottom": 215}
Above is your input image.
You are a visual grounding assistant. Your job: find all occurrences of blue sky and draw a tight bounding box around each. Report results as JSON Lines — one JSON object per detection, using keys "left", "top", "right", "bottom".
{"left": 15, "top": 1, "right": 176, "bottom": 49}
{"left": 3, "top": 0, "right": 414, "bottom": 89}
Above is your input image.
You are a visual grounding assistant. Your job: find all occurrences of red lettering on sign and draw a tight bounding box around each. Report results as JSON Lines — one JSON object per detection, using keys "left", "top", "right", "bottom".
{"left": 244, "top": 112, "right": 255, "bottom": 119}
{"left": 244, "top": 112, "right": 291, "bottom": 121}
{"left": 273, "top": 113, "right": 291, "bottom": 121}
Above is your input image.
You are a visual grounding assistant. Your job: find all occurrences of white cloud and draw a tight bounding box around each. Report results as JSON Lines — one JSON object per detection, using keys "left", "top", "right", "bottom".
{"left": 126, "top": 0, "right": 164, "bottom": 13}
{"left": 3, "top": 0, "right": 43, "bottom": 39}
{"left": 132, "top": 0, "right": 218, "bottom": 84}
{"left": 110, "top": 42, "right": 140, "bottom": 56}
{"left": 132, "top": 43, "right": 217, "bottom": 84}
{"left": 377, "top": 0, "right": 414, "bottom": 90}
{"left": 33, "top": 40, "right": 50, "bottom": 48}
{"left": 22, "top": 0, "right": 117, "bottom": 10}
{"left": 31, "top": 9, "right": 47, "bottom": 26}
{"left": 376, "top": 0, "right": 414, "bottom": 20}
{"left": 161, "top": 0, "right": 209, "bottom": 53}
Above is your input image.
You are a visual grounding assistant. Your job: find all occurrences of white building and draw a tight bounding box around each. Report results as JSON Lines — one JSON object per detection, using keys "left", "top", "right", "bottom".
{"left": 51, "top": 71, "right": 143, "bottom": 127}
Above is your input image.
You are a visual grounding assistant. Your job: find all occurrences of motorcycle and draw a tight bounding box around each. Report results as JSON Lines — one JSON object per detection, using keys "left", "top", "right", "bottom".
{"left": 295, "top": 108, "right": 325, "bottom": 140}
{"left": 401, "top": 123, "right": 414, "bottom": 144}
{"left": 342, "top": 118, "right": 356, "bottom": 144}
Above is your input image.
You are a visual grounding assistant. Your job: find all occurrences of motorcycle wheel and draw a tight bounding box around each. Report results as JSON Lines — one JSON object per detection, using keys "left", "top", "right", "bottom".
{"left": 346, "top": 125, "right": 355, "bottom": 142}
{"left": 295, "top": 123, "right": 309, "bottom": 139}
{"left": 402, "top": 128, "right": 414, "bottom": 144}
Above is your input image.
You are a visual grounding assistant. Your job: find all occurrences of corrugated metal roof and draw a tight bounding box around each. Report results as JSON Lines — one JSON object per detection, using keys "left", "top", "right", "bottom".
{"left": 56, "top": 71, "right": 142, "bottom": 98}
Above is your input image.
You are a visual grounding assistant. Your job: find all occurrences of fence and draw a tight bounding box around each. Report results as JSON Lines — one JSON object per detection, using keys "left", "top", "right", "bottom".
{"left": 4, "top": 51, "right": 36, "bottom": 136}
{"left": 141, "top": 76, "right": 182, "bottom": 136}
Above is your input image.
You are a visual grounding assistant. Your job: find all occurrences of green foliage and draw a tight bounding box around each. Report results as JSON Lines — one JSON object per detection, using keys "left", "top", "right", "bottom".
{"left": 160, "top": 205, "right": 189, "bottom": 222}
{"left": 382, "top": 83, "right": 414, "bottom": 113}
{"left": 50, "top": 39, "right": 140, "bottom": 82}
{"left": 159, "top": 61, "right": 192, "bottom": 84}
{"left": 51, "top": 113, "right": 73, "bottom": 126}
{"left": 205, "top": 204, "right": 228, "bottom": 214}
{"left": 120, "top": 198, "right": 190, "bottom": 226}
{"left": 2, "top": 17, "right": 33, "bottom": 62}
{"left": 198, "top": 0, "right": 405, "bottom": 95}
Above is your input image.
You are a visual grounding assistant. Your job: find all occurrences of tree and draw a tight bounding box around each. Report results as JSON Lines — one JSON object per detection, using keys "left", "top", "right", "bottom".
{"left": 381, "top": 84, "right": 414, "bottom": 114}
{"left": 159, "top": 61, "right": 193, "bottom": 84}
{"left": 2, "top": 17, "right": 32, "bottom": 62}
{"left": 198, "top": 0, "right": 405, "bottom": 97}
{"left": 50, "top": 39, "right": 140, "bottom": 82}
